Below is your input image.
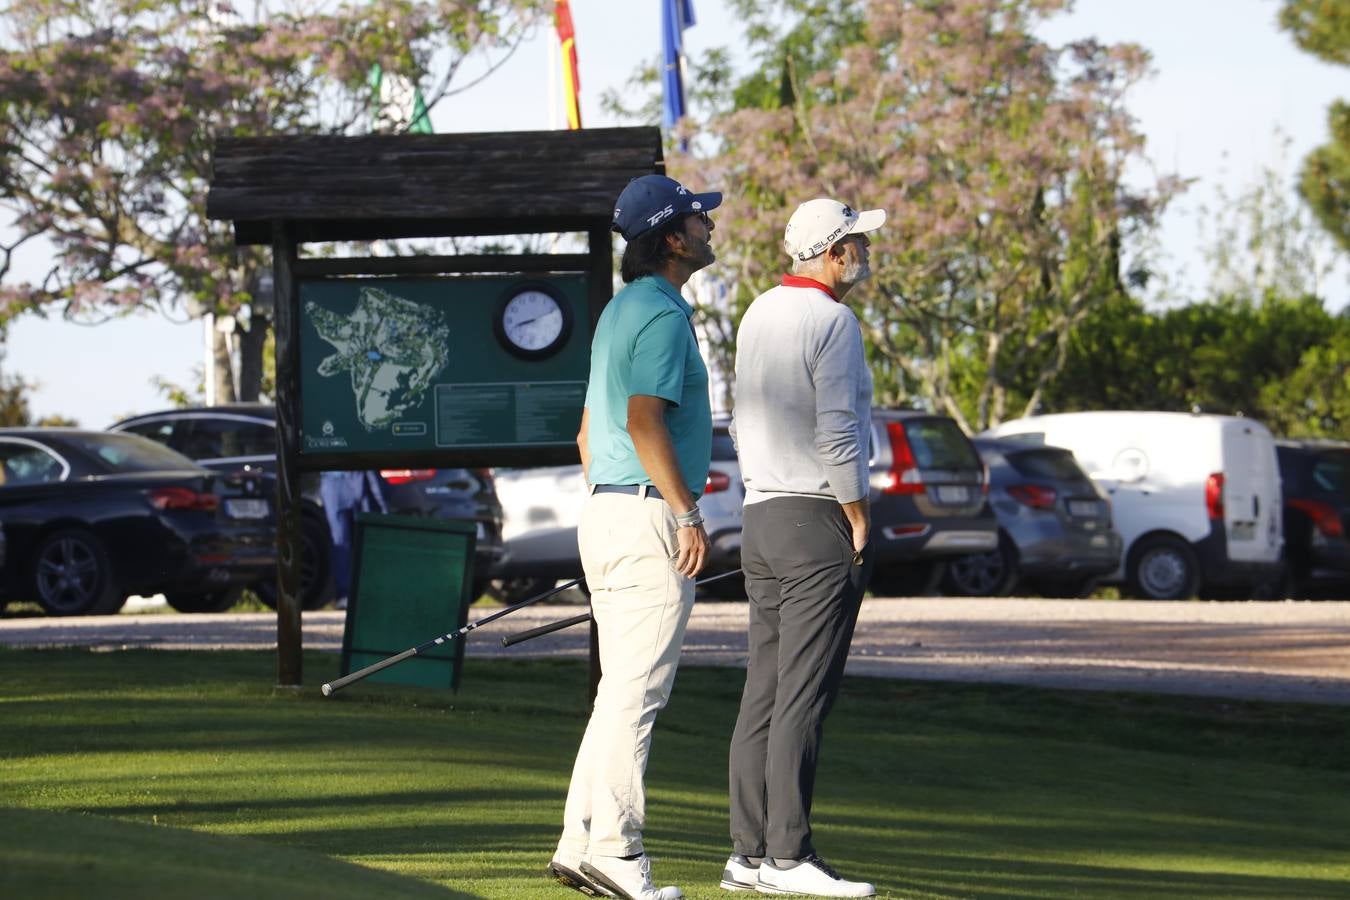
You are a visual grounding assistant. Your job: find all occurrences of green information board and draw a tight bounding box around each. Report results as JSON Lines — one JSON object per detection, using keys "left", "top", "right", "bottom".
{"left": 340, "top": 513, "right": 477, "bottom": 690}
{"left": 298, "top": 275, "right": 589, "bottom": 456}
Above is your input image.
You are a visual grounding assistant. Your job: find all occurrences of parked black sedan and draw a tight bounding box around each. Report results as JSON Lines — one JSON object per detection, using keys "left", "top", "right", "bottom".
{"left": 109, "top": 404, "right": 505, "bottom": 604}
{"left": 0, "top": 429, "right": 274, "bottom": 615}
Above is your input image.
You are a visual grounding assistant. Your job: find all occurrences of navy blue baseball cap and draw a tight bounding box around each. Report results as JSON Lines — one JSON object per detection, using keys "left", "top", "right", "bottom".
{"left": 612, "top": 174, "right": 722, "bottom": 241}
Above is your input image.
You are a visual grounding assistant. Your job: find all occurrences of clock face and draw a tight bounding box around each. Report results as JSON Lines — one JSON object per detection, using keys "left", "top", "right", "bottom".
{"left": 494, "top": 284, "right": 573, "bottom": 359}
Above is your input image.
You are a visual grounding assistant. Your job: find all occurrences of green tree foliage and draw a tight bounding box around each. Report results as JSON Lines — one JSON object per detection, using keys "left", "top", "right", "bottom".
{"left": 674, "top": 0, "right": 1177, "bottom": 432}
{"left": 1041, "top": 292, "right": 1348, "bottom": 434}
{"left": 0, "top": 0, "right": 545, "bottom": 402}
{"left": 0, "top": 348, "right": 32, "bottom": 426}
{"left": 1280, "top": 0, "right": 1350, "bottom": 252}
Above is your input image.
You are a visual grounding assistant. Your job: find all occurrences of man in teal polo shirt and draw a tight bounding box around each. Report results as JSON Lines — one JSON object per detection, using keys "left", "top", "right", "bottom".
{"left": 548, "top": 174, "right": 719, "bottom": 900}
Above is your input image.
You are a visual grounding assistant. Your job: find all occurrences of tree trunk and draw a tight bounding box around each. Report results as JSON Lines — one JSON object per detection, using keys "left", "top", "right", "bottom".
{"left": 238, "top": 316, "right": 268, "bottom": 402}
{"left": 212, "top": 326, "right": 237, "bottom": 405}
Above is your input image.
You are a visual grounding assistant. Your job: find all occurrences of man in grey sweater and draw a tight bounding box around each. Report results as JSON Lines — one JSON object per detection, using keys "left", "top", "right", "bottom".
{"left": 723, "top": 198, "right": 883, "bottom": 898}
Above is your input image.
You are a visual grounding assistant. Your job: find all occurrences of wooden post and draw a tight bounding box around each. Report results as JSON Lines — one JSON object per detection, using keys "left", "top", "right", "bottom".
{"left": 271, "top": 224, "right": 304, "bottom": 687}
{"left": 585, "top": 223, "right": 614, "bottom": 704}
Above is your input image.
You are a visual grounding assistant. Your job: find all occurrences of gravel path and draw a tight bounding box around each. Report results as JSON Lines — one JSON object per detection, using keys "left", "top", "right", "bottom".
{"left": 4, "top": 597, "right": 1348, "bottom": 705}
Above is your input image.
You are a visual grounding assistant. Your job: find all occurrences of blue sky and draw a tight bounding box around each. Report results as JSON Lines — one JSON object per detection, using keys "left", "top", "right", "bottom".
{"left": 6, "top": 0, "right": 1349, "bottom": 427}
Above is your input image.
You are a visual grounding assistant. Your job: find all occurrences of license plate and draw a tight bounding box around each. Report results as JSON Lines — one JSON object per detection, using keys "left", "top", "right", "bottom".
{"left": 935, "top": 485, "right": 970, "bottom": 503}
{"left": 1230, "top": 521, "right": 1257, "bottom": 541}
{"left": 225, "top": 498, "right": 269, "bottom": 519}
{"left": 1069, "top": 500, "right": 1101, "bottom": 517}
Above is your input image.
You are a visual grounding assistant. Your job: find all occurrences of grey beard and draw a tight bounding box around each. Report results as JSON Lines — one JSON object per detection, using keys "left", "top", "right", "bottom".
{"left": 841, "top": 257, "right": 871, "bottom": 285}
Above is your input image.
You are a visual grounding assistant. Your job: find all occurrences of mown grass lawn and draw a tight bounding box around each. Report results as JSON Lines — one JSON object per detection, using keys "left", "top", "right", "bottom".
{"left": 2, "top": 648, "right": 1349, "bottom": 899}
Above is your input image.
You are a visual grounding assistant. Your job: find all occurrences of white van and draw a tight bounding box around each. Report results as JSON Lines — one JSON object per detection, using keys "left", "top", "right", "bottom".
{"left": 985, "top": 412, "right": 1283, "bottom": 599}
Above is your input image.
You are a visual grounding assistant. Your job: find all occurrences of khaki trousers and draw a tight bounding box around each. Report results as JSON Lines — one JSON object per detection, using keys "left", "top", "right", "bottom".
{"left": 556, "top": 489, "right": 695, "bottom": 858}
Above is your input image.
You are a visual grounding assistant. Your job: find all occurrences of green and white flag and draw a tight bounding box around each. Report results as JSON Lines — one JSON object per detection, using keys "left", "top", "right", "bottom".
{"left": 368, "top": 63, "right": 433, "bottom": 134}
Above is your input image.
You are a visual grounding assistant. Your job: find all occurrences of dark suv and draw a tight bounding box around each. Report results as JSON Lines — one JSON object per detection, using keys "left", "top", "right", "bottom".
{"left": 867, "top": 410, "right": 996, "bottom": 595}
{"left": 1276, "top": 440, "right": 1350, "bottom": 597}
{"left": 110, "top": 405, "right": 504, "bottom": 606}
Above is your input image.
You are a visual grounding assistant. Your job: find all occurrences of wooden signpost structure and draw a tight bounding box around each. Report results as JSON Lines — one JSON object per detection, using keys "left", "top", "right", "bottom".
{"left": 206, "top": 127, "right": 664, "bottom": 687}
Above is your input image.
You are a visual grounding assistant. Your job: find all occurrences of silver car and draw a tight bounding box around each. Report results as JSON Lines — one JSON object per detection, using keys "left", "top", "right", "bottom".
{"left": 941, "top": 438, "right": 1123, "bottom": 597}
{"left": 490, "top": 419, "right": 746, "bottom": 602}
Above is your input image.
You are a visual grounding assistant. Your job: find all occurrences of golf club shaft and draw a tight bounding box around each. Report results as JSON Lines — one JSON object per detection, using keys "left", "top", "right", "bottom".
{"left": 321, "top": 576, "right": 584, "bottom": 696}
{"left": 499, "top": 568, "right": 744, "bottom": 648}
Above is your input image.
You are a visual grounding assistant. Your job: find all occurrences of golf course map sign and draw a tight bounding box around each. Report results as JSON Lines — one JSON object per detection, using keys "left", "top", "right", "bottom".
{"left": 298, "top": 275, "right": 589, "bottom": 456}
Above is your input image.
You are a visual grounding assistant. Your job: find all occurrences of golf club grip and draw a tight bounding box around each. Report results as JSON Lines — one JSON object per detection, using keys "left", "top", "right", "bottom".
{"left": 500, "top": 613, "right": 592, "bottom": 647}
{"left": 321, "top": 646, "right": 419, "bottom": 696}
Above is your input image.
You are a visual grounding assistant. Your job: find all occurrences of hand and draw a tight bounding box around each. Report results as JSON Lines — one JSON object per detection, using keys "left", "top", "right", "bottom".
{"left": 674, "top": 522, "right": 711, "bottom": 578}
{"left": 851, "top": 519, "right": 869, "bottom": 555}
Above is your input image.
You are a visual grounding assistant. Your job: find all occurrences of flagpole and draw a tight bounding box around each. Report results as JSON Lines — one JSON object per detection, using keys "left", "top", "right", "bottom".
{"left": 547, "top": 25, "right": 559, "bottom": 130}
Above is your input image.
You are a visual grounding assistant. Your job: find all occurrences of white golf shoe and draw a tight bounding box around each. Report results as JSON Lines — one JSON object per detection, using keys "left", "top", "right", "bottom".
{"left": 719, "top": 853, "right": 761, "bottom": 892}
{"left": 581, "top": 853, "right": 683, "bottom": 900}
{"left": 755, "top": 855, "right": 875, "bottom": 897}
{"left": 548, "top": 851, "right": 613, "bottom": 897}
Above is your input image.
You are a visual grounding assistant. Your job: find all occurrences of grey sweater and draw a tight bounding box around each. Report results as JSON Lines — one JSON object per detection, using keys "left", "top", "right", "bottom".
{"left": 731, "top": 280, "right": 873, "bottom": 506}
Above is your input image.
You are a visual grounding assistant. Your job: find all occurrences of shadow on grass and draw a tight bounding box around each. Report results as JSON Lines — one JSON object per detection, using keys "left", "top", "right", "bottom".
{"left": 2, "top": 649, "right": 1349, "bottom": 899}
{"left": 0, "top": 807, "right": 475, "bottom": 900}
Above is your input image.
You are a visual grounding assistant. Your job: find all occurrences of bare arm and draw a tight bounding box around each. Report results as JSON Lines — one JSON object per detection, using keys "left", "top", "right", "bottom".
{"left": 577, "top": 407, "right": 591, "bottom": 483}
{"left": 628, "top": 394, "right": 710, "bottom": 577}
{"left": 841, "top": 496, "right": 870, "bottom": 556}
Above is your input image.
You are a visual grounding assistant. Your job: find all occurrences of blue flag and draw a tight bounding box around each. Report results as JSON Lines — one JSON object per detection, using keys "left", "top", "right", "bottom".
{"left": 662, "top": 0, "right": 696, "bottom": 133}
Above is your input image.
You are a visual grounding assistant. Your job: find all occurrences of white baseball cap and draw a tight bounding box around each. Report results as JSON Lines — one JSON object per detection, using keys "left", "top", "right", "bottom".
{"left": 783, "top": 198, "right": 886, "bottom": 261}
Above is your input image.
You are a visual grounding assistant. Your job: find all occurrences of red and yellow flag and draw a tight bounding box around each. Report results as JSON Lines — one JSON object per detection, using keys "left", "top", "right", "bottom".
{"left": 555, "top": 0, "right": 582, "bottom": 129}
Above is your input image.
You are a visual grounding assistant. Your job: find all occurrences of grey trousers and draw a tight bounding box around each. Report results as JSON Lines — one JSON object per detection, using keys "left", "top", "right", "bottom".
{"left": 729, "top": 496, "right": 873, "bottom": 859}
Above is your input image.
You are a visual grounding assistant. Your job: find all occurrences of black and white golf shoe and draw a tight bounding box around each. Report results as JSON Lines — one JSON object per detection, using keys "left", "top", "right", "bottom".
{"left": 755, "top": 854, "right": 874, "bottom": 897}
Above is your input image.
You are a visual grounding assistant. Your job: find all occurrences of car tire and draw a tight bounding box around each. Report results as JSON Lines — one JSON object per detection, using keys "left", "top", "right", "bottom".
{"left": 494, "top": 577, "right": 558, "bottom": 606}
{"left": 31, "top": 529, "right": 125, "bottom": 616}
{"left": 700, "top": 570, "right": 747, "bottom": 600}
{"left": 1031, "top": 576, "right": 1100, "bottom": 599}
{"left": 164, "top": 587, "right": 244, "bottom": 613}
{"left": 868, "top": 560, "right": 945, "bottom": 597}
{"left": 1126, "top": 535, "right": 1200, "bottom": 600}
{"left": 941, "top": 535, "right": 1018, "bottom": 597}
{"left": 255, "top": 514, "right": 335, "bottom": 611}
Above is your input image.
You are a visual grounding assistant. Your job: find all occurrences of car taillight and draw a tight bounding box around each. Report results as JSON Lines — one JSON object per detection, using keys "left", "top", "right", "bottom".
{"left": 147, "top": 486, "right": 220, "bottom": 511}
{"left": 1289, "top": 498, "right": 1345, "bottom": 538}
{"left": 882, "top": 421, "right": 924, "bottom": 495}
{"left": 1008, "top": 484, "right": 1057, "bottom": 509}
{"left": 705, "top": 470, "right": 731, "bottom": 494}
{"left": 380, "top": 469, "right": 436, "bottom": 485}
{"left": 1205, "top": 472, "right": 1224, "bottom": 521}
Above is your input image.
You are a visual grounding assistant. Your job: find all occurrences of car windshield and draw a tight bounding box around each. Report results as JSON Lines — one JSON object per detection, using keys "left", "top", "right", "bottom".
{"left": 66, "top": 432, "right": 200, "bottom": 473}
{"left": 905, "top": 418, "right": 980, "bottom": 470}
{"left": 1006, "top": 447, "right": 1086, "bottom": 481}
{"left": 1311, "top": 450, "right": 1350, "bottom": 495}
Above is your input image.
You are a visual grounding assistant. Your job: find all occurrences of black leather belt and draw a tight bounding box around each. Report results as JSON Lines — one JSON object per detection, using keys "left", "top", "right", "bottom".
{"left": 593, "top": 484, "right": 664, "bottom": 500}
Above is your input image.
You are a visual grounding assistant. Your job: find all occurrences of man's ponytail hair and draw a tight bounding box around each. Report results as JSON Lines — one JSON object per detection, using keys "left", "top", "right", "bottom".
{"left": 619, "top": 216, "right": 687, "bottom": 283}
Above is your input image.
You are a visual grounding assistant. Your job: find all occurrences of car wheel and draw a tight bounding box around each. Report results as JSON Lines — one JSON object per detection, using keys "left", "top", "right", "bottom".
{"left": 495, "top": 577, "right": 558, "bottom": 605}
{"left": 164, "top": 587, "right": 244, "bottom": 613}
{"left": 32, "top": 529, "right": 124, "bottom": 616}
{"left": 1031, "top": 576, "right": 1100, "bottom": 599}
{"left": 941, "top": 535, "right": 1017, "bottom": 597}
{"left": 868, "top": 560, "right": 945, "bottom": 597}
{"left": 700, "top": 570, "right": 747, "bottom": 600}
{"left": 255, "top": 515, "right": 335, "bottom": 611}
{"left": 1126, "top": 535, "right": 1199, "bottom": 600}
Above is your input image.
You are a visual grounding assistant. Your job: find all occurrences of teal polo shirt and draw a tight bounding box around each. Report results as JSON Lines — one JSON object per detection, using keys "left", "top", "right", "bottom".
{"left": 585, "top": 275, "right": 712, "bottom": 499}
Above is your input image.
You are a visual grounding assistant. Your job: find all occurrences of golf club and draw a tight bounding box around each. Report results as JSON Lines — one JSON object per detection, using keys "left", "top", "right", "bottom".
{"left": 320, "top": 576, "right": 584, "bottom": 696}
{"left": 499, "top": 567, "right": 745, "bottom": 648}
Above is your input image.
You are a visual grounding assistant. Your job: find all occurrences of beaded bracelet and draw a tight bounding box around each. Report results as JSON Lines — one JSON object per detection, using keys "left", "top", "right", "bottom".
{"left": 675, "top": 506, "right": 704, "bottom": 528}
